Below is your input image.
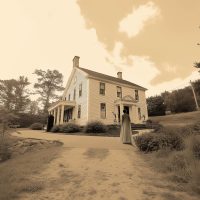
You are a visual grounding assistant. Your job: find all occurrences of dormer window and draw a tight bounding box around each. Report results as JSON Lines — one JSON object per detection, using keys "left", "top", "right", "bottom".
{"left": 99, "top": 82, "right": 105, "bottom": 95}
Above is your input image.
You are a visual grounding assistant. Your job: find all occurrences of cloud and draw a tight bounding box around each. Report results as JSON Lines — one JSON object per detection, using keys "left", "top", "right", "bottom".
{"left": 106, "top": 42, "right": 160, "bottom": 88}
{"left": 146, "top": 71, "right": 200, "bottom": 97}
{"left": 119, "top": 1, "right": 160, "bottom": 37}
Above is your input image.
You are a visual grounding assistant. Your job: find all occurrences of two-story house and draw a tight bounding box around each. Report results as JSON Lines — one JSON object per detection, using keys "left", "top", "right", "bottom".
{"left": 48, "top": 56, "right": 148, "bottom": 126}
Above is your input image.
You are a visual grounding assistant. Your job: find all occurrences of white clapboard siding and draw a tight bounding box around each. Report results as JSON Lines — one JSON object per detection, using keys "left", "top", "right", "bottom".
{"left": 63, "top": 68, "right": 88, "bottom": 125}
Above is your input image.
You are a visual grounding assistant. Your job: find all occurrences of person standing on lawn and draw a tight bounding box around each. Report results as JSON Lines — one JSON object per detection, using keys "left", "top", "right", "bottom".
{"left": 120, "top": 109, "right": 132, "bottom": 144}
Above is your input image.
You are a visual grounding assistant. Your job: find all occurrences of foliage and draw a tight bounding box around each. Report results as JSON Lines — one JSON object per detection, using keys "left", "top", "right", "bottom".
{"left": 190, "top": 137, "right": 200, "bottom": 159}
{"left": 13, "top": 113, "right": 47, "bottom": 128}
{"left": 147, "top": 96, "right": 166, "bottom": 116}
{"left": 84, "top": 121, "right": 108, "bottom": 133}
{"left": 194, "top": 62, "right": 200, "bottom": 72}
{"left": 30, "top": 123, "right": 44, "bottom": 130}
{"left": 134, "top": 129, "right": 184, "bottom": 153}
{"left": 0, "top": 76, "right": 30, "bottom": 113}
{"left": 0, "top": 108, "right": 17, "bottom": 162}
{"left": 33, "top": 69, "right": 64, "bottom": 114}
{"left": 51, "top": 125, "right": 61, "bottom": 133}
{"left": 165, "top": 87, "right": 196, "bottom": 113}
{"left": 147, "top": 80, "right": 200, "bottom": 116}
{"left": 27, "top": 101, "right": 40, "bottom": 115}
{"left": 60, "top": 123, "right": 80, "bottom": 133}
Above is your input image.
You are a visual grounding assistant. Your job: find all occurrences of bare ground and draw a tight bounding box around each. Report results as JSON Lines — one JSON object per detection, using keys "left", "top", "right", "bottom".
{"left": 11, "top": 130, "right": 199, "bottom": 200}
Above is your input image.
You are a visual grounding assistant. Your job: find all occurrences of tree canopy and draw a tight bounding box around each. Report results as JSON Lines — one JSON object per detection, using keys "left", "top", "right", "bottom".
{"left": 0, "top": 76, "right": 30, "bottom": 113}
{"left": 33, "top": 69, "right": 64, "bottom": 113}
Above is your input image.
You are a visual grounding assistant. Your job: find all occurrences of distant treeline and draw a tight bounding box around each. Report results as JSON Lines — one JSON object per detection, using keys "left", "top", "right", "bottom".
{"left": 147, "top": 79, "right": 200, "bottom": 116}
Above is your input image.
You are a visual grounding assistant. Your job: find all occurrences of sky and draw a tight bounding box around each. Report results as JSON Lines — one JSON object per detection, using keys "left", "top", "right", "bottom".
{"left": 0, "top": 0, "right": 199, "bottom": 97}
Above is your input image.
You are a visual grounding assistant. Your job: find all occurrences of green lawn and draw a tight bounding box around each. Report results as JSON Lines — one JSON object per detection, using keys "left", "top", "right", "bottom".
{"left": 149, "top": 111, "right": 200, "bottom": 127}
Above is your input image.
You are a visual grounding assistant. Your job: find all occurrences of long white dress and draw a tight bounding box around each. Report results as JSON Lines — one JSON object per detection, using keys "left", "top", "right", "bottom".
{"left": 120, "top": 113, "right": 132, "bottom": 144}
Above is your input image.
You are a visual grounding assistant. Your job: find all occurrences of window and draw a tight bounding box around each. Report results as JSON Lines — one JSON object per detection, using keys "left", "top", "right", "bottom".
{"left": 79, "top": 83, "right": 82, "bottom": 97}
{"left": 99, "top": 82, "right": 105, "bottom": 95}
{"left": 77, "top": 105, "right": 81, "bottom": 118}
{"left": 135, "top": 90, "right": 139, "bottom": 101}
{"left": 138, "top": 107, "right": 141, "bottom": 120}
{"left": 117, "top": 86, "right": 122, "bottom": 98}
{"left": 68, "top": 94, "right": 70, "bottom": 101}
{"left": 100, "top": 103, "right": 106, "bottom": 119}
{"left": 73, "top": 88, "right": 76, "bottom": 100}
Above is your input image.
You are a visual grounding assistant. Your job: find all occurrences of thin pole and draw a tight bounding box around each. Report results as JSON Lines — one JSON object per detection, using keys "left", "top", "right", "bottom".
{"left": 190, "top": 80, "right": 199, "bottom": 111}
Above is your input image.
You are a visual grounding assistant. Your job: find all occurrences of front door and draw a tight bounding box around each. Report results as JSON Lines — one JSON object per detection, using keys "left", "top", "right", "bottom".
{"left": 118, "top": 105, "right": 120, "bottom": 122}
{"left": 124, "top": 106, "right": 129, "bottom": 115}
{"left": 65, "top": 108, "right": 73, "bottom": 122}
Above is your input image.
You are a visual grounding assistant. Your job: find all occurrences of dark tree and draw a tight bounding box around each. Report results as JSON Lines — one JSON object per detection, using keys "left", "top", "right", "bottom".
{"left": 0, "top": 76, "right": 30, "bottom": 113}
{"left": 33, "top": 69, "right": 64, "bottom": 113}
{"left": 147, "top": 96, "right": 166, "bottom": 116}
{"left": 194, "top": 62, "right": 200, "bottom": 72}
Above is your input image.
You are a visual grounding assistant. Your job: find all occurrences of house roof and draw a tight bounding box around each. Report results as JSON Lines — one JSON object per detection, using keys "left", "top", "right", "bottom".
{"left": 78, "top": 67, "right": 147, "bottom": 91}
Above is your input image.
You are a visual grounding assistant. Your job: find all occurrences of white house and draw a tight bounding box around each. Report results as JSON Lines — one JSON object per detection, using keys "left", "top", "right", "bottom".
{"left": 48, "top": 56, "right": 148, "bottom": 126}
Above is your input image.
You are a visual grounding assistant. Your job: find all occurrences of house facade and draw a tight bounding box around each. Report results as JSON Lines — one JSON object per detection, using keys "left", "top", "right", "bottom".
{"left": 48, "top": 56, "right": 148, "bottom": 126}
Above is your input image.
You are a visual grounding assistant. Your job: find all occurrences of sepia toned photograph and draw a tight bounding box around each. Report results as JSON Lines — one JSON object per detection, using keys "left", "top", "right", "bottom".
{"left": 0, "top": 0, "right": 200, "bottom": 200}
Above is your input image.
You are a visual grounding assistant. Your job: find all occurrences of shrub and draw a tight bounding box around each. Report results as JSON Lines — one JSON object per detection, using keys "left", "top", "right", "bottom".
{"left": 60, "top": 123, "right": 80, "bottom": 133}
{"left": 134, "top": 133, "right": 160, "bottom": 152}
{"left": 134, "top": 131, "right": 184, "bottom": 153}
{"left": 189, "top": 136, "right": 200, "bottom": 159}
{"left": 84, "top": 121, "right": 108, "bottom": 133}
{"left": 30, "top": 123, "right": 44, "bottom": 130}
{"left": 11, "top": 113, "right": 47, "bottom": 128}
{"left": 51, "top": 125, "right": 60, "bottom": 133}
{"left": 158, "top": 132, "right": 184, "bottom": 151}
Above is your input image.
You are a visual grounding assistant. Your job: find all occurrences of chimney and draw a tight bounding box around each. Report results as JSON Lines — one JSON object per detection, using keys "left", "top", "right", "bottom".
{"left": 73, "top": 56, "right": 80, "bottom": 68}
{"left": 117, "top": 72, "right": 122, "bottom": 79}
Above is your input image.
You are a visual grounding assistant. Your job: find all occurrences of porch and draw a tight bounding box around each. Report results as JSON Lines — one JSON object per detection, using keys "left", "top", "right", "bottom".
{"left": 48, "top": 100, "right": 76, "bottom": 125}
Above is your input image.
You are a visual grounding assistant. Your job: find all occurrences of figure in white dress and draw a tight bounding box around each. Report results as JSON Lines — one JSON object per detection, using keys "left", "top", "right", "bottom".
{"left": 120, "top": 109, "right": 132, "bottom": 144}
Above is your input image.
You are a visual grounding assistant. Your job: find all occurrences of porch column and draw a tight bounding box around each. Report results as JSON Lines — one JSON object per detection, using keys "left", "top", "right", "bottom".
{"left": 53, "top": 109, "right": 56, "bottom": 125}
{"left": 60, "top": 105, "right": 64, "bottom": 124}
{"left": 120, "top": 103, "right": 123, "bottom": 124}
{"left": 56, "top": 106, "right": 60, "bottom": 125}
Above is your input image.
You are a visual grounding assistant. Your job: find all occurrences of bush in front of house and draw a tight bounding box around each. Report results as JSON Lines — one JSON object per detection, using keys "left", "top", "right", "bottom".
{"left": 60, "top": 123, "right": 80, "bottom": 133}
{"left": 50, "top": 125, "right": 61, "bottom": 133}
{"left": 134, "top": 130, "right": 184, "bottom": 153}
{"left": 30, "top": 123, "right": 44, "bottom": 130}
{"left": 84, "top": 121, "right": 108, "bottom": 133}
{"left": 134, "top": 133, "right": 160, "bottom": 152}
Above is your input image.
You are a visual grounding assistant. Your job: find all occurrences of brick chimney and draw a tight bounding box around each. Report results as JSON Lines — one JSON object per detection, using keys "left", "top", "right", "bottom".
{"left": 117, "top": 72, "right": 122, "bottom": 79}
{"left": 73, "top": 56, "right": 80, "bottom": 68}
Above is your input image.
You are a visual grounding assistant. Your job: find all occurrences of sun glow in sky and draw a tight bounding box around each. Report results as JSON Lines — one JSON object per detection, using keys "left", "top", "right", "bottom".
{"left": 0, "top": 0, "right": 199, "bottom": 97}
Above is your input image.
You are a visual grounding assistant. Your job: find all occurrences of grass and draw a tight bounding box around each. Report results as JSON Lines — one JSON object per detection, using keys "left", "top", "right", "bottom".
{"left": 149, "top": 111, "right": 200, "bottom": 127}
{"left": 136, "top": 115, "right": 200, "bottom": 197}
{"left": 0, "top": 134, "right": 62, "bottom": 200}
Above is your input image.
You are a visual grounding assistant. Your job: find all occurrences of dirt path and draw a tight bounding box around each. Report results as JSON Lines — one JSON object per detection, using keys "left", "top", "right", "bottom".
{"left": 13, "top": 130, "right": 198, "bottom": 200}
